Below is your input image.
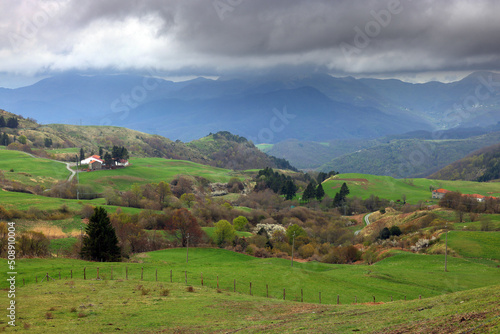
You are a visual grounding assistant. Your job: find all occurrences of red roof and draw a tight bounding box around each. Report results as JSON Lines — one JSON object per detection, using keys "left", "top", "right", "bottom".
{"left": 466, "top": 194, "right": 485, "bottom": 199}
{"left": 91, "top": 155, "right": 101, "bottom": 159}
{"left": 433, "top": 188, "right": 450, "bottom": 193}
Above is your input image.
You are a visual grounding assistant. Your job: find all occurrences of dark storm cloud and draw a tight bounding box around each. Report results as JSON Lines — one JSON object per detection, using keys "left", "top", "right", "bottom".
{"left": 0, "top": 0, "right": 499, "bottom": 81}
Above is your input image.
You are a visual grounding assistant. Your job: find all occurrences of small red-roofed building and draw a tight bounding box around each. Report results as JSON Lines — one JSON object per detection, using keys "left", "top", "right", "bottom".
{"left": 432, "top": 188, "right": 450, "bottom": 199}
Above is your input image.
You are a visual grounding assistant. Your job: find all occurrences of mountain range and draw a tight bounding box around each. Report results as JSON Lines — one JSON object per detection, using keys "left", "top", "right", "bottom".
{"left": 2, "top": 71, "right": 499, "bottom": 143}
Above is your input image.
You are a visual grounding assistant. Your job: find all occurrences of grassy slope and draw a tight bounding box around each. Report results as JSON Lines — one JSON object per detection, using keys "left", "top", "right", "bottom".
{"left": 0, "top": 149, "right": 69, "bottom": 187}
{"left": 323, "top": 173, "right": 500, "bottom": 204}
{"left": 3, "top": 280, "right": 498, "bottom": 333}
{"left": 447, "top": 231, "right": 500, "bottom": 260}
{"left": 5, "top": 248, "right": 499, "bottom": 304}
{"left": 77, "top": 158, "right": 242, "bottom": 193}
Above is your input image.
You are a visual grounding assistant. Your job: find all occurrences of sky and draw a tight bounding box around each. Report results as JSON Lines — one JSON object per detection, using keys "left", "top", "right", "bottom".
{"left": 0, "top": 0, "right": 499, "bottom": 88}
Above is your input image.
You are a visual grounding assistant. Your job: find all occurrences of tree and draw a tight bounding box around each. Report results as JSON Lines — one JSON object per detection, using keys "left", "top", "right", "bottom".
{"left": 286, "top": 224, "right": 307, "bottom": 245}
{"left": 103, "top": 152, "right": 113, "bottom": 167}
{"left": 214, "top": 219, "right": 235, "bottom": 247}
{"left": 389, "top": 225, "right": 401, "bottom": 236}
{"left": 169, "top": 208, "right": 204, "bottom": 247}
{"left": 0, "top": 116, "right": 5, "bottom": 127}
{"left": 156, "top": 181, "right": 171, "bottom": 207}
{"left": 282, "top": 179, "right": 297, "bottom": 200}
{"left": 233, "top": 216, "right": 249, "bottom": 231}
{"left": 180, "top": 193, "right": 196, "bottom": 208}
{"left": 302, "top": 182, "right": 316, "bottom": 202}
{"left": 379, "top": 227, "right": 391, "bottom": 240}
{"left": 18, "top": 135, "right": 27, "bottom": 145}
{"left": 6, "top": 117, "right": 18, "bottom": 129}
{"left": 1, "top": 133, "right": 9, "bottom": 146}
{"left": 339, "top": 182, "right": 350, "bottom": 199}
{"left": 80, "top": 207, "right": 121, "bottom": 262}
{"left": 44, "top": 138, "right": 52, "bottom": 148}
{"left": 99, "top": 146, "right": 103, "bottom": 157}
{"left": 315, "top": 183, "right": 325, "bottom": 201}
{"left": 79, "top": 148, "right": 85, "bottom": 162}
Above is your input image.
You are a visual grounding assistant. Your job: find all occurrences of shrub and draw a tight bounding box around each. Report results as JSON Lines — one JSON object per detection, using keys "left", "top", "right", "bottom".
{"left": 186, "top": 286, "right": 195, "bottom": 292}
{"left": 141, "top": 287, "right": 151, "bottom": 295}
{"left": 160, "top": 288, "right": 170, "bottom": 297}
{"left": 45, "top": 312, "right": 53, "bottom": 319}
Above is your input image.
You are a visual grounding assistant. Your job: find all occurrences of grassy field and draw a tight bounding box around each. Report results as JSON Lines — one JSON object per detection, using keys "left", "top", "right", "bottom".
{"left": 0, "top": 191, "right": 146, "bottom": 215}
{"left": 2, "top": 279, "right": 498, "bottom": 333}
{"left": 5, "top": 247, "right": 499, "bottom": 305}
{"left": 323, "top": 173, "right": 500, "bottom": 204}
{"left": 0, "top": 149, "right": 69, "bottom": 187}
{"left": 77, "top": 158, "right": 243, "bottom": 193}
{"left": 447, "top": 231, "right": 500, "bottom": 260}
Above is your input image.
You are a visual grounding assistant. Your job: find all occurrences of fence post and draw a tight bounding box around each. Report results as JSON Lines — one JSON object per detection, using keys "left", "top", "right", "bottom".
{"left": 234, "top": 279, "right": 236, "bottom": 292}
{"left": 301, "top": 289, "right": 303, "bottom": 302}
{"left": 373, "top": 296, "right": 376, "bottom": 303}
{"left": 170, "top": 270, "right": 172, "bottom": 283}
{"left": 319, "top": 292, "right": 321, "bottom": 304}
{"left": 249, "top": 282, "right": 252, "bottom": 296}
{"left": 217, "top": 275, "right": 219, "bottom": 289}
{"left": 355, "top": 296, "right": 357, "bottom": 304}
{"left": 419, "top": 295, "right": 422, "bottom": 300}
{"left": 185, "top": 271, "right": 187, "bottom": 284}
{"left": 404, "top": 295, "right": 407, "bottom": 301}
{"left": 23, "top": 278, "right": 25, "bottom": 286}
{"left": 141, "top": 267, "right": 143, "bottom": 281}
{"left": 337, "top": 294, "right": 340, "bottom": 305}
{"left": 201, "top": 273, "right": 203, "bottom": 287}
{"left": 46, "top": 273, "right": 49, "bottom": 282}
{"left": 156, "top": 269, "right": 158, "bottom": 282}
{"left": 283, "top": 288, "right": 286, "bottom": 300}
{"left": 84, "top": 267, "right": 86, "bottom": 280}
{"left": 390, "top": 296, "right": 393, "bottom": 302}
{"left": 70, "top": 269, "right": 73, "bottom": 279}
{"left": 97, "top": 267, "right": 99, "bottom": 280}
{"left": 266, "top": 284, "right": 269, "bottom": 298}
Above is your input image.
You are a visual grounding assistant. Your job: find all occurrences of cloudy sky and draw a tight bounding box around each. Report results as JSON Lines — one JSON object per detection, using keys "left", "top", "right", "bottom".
{"left": 0, "top": 0, "right": 499, "bottom": 87}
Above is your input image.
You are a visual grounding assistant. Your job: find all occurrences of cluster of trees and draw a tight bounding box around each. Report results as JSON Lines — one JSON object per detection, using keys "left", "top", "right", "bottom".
{"left": 302, "top": 181, "right": 325, "bottom": 202}
{"left": 79, "top": 145, "right": 129, "bottom": 164}
{"left": 0, "top": 222, "right": 50, "bottom": 258}
{"left": 255, "top": 167, "right": 297, "bottom": 200}
{"left": 0, "top": 132, "right": 10, "bottom": 146}
{"left": 439, "top": 191, "right": 500, "bottom": 217}
{"left": 316, "top": 170, "right": 338, "bottom": 183}
{"left": 332, "top": 183, "right": 350, "bottom": 207}
{"left": 0, "top": 116, "right": 19, "bottom": 129}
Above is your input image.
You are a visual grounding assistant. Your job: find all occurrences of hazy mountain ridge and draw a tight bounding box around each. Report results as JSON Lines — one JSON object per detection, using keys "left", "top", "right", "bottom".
{"left": 3, "top": 72, "right": 499, "bottom": 143}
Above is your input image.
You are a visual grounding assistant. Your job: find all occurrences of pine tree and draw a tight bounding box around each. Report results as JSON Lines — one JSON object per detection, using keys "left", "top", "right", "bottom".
{"left": 0, "top": 116, "right": 5, "bottom": 127}
{"left": 79, "top": 148, "right": 85, "bottom": 162}
{"left": 302, "top": 182, "right": 316, "bottom": 202}
{"left": 315, "top": 183, "right": 325, "bottom": 201}
{"left": 80, "top": 207, "right": 121, "bottom": 262}
{"left": 339, "top": 182, "right": 350, "bottom": 199}
{"left": 6, "top": 117, "right": 18, "bottom": 128}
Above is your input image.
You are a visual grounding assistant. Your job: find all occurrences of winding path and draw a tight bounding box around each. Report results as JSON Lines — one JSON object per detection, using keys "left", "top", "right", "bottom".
{"left": 355, "top": 212, "right": 374, "bottom": 236}
{"left": 16, "top": 151, "right": 76, "bottom": 181}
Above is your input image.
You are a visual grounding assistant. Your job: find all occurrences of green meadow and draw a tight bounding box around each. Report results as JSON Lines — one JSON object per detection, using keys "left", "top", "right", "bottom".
{"left": 5, "top": 247, "right": 499, "bottom": 305}
{"left": 323, "top": 173, "right": 500, "bottom": 204}
{"left": 447, "top": 231, "right": 500, "bottom": 260}
{"left": 77, "top": 158, "right": 244, "bottom": 193}
{"left": 0, "top": 149, "right": 69, "bottom": 186}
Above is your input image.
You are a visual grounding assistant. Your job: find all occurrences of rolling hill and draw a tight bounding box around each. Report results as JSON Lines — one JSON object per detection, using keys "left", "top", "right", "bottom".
{"left": 429, "top": 143, "right": 500, "bottom": 181}
{"left": 0, "top": 110, "right": 294, "bottom": 171}
{"left": 318, "top": 131, "right": 500, "bottom": 178}
{"left": 322, "top": 173, "right": 500, "bottom": 204}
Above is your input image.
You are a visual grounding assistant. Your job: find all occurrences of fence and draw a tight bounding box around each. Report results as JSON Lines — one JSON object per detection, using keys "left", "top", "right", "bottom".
{"left": 24, "top": 266, "right": 423, "bottom": 305}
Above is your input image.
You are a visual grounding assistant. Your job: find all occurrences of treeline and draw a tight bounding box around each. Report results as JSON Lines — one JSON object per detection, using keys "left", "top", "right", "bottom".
{"left": 439, "top": 191, "right": 500, "bottom": 216}
{"left": 255, "top": 167, "right": 297, "bottom": 200}
{"left": 0, "top": 116, "right": 19, "bottom": 129}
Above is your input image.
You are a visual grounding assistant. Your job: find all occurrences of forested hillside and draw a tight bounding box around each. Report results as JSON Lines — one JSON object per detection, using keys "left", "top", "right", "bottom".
{"left": 429, "top": 143, "right": 500, "bottom": 181}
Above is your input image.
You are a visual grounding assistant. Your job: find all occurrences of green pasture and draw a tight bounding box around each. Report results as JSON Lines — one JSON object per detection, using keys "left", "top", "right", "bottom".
{"left": 77, "top": 158, "right": 242, "bottom": 193}
{"left": 46, "top": 147, "right": 80, "bottom": 155}
{"left": 0, "top": 191, "right": 145, "bottom": 215}
{"left": 5, "top": 247, "right": 499, "bottom": 305}
{"left": 3, "top": 279, "right": 498, "bottom": 333}
{"left": 323, "top": 173, "right": 500, "bottom": 204}
{"left": 447, "top": 231, "right": 500, "bottom": 260}
{"left": 0, "top": 149, "right": 69, "bottom": 186}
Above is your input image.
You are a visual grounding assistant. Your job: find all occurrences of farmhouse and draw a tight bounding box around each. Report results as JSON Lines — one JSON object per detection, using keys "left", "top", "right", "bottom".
{"left": 432, "top": 188, "right": 450, "bottom": 199}
{"left": 80, "top": 155, "right": 102, "bottom": 165}
{"left": 464, "top": 193, "right": 485, "bottom": 203}
{"left": 80, "top": 154, "right": 129, "bottom": 170}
